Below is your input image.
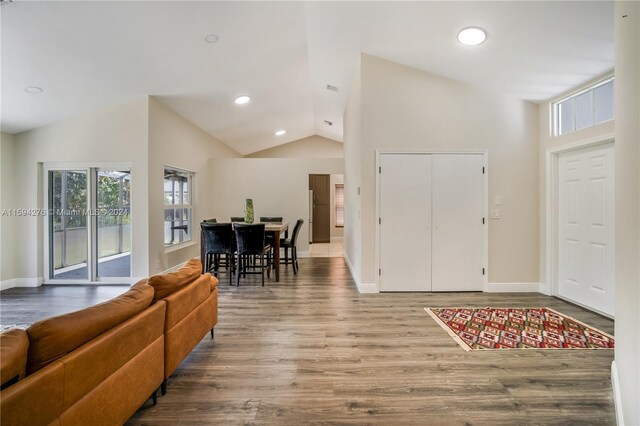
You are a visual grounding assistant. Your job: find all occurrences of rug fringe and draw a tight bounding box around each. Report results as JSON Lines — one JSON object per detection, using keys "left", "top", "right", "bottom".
{"left": 424, "top": 307, "right": 472, "bottom": 352}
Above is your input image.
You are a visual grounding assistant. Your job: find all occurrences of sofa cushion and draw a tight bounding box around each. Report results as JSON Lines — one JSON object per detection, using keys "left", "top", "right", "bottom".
{"left": 26, "top": 283, "right": 154, "bottom": 374}
{"left": 0, "top": 329, "right": 29, "bottom": 386}
{"left": 148, "top": 258, "right": 202, "bottom": 302}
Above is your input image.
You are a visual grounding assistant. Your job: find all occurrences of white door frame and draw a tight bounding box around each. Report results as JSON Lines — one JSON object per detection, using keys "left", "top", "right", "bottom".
{"left": 375, "top": 150, "right": 489, "bottom": 293}
{"left": 544, "top": 134, "right": 615, "bottom": 317}
{"left": 42, "top": 162, "right": 133, "bottom": 285}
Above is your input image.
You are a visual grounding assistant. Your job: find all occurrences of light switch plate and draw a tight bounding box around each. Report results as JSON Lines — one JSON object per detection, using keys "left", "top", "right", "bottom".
{"left": 495, "top": 195, "right": 502, "bottom": 206}
{"left": 491, "top": 208, "right": 501, "bottom": 219}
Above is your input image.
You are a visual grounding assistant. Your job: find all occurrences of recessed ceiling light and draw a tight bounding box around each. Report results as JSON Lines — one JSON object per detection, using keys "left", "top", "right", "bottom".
{"left": 204, "top": 34, "right": 219, "bottom": 44}
{"left": 25, "top": 86, "right": 43, "bottom": 94}
{"left": 326, "top": 84, "right": 339, "bottom": 92}
{"left": 457, "top": 27, "right": 486, "bottom": 46}
{"left": 324, "top": 120, "right": 333, "bottom": 126}
{"left": 234, "top": 95, "right": 250, "bottom": 105}
{"left": 275, "top": 130, "right": 286, "bottom": 136}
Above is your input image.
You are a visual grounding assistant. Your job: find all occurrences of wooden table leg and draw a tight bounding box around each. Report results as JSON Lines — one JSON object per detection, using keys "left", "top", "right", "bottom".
{"left": 272, "top": 230, "right": 281, "bottom": 282}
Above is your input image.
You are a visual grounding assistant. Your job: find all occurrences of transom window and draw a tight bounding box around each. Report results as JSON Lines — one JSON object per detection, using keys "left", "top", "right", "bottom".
{"left": 553, "top": 77, "right": 614, "bottom": 136}
{"left": 164, "top": 167, "right": 193, "bottom": 246}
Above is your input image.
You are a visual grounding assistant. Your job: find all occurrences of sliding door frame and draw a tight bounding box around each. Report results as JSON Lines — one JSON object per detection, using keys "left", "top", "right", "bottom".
{"left": 374, "top": 150, "right": 488, "bottom": 293}
{"left": 42, "top": 162, "right": 132, "bottom": 284}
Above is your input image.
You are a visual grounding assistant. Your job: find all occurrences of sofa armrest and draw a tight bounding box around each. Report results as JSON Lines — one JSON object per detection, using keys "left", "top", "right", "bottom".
{"left": 210, "top": 275, "right": 219, "bottom": 291}
{"left": 0, "top": 329, "right": 29, "bottom": 388}
{"left": 164, "top": 274, "right": 214, "bottom": 331}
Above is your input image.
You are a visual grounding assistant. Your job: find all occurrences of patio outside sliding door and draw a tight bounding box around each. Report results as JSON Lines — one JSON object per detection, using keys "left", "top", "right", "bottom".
{"left": 49, "top": 170, "right": 89, "bottom": 280}
{"left": 96, "top": 170, "right": 131, "bottom": 278}
{"left": 47, "top": 166, "right": 132, "bottom": 282}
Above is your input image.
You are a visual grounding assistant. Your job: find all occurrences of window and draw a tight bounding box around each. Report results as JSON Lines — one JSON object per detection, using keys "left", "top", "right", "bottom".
{"left": 164, "top": 167, "right": 193, "bottom": 246}
{"left": 553, "top": 77, "right": 614, "bottom": 136}
{"left": 335, "top": 184, "right": 344, "bottom": 227}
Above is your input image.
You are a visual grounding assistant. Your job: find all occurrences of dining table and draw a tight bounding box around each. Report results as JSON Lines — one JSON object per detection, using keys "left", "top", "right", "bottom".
{"left": 262, "top": 222, "right": 288, "bottom": 282}
{"left": 201, "top": 221, "right": 289, "bottom": 282}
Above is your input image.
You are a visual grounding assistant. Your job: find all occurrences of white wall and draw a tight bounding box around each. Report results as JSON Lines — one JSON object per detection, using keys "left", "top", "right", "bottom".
{"left": 246, "top": 135, "right": 343, "bottom": 158}
{"left": 343, "top": 55, "right": 363, "bottom": 284}
{"left": 346, "top": 54, "right": 540, "bottom": 288}
{"left": 148, "top": 97, "right": 242, "bottom": 274}
{"left": 329, "top": 174, "right": 344, "bottom": 239}
{"left": 613, "top": 2, "right": 640, "bottom": 424}
{"left": 209, "top": 158, "right": 344, "bottom": 255}
{"left": 0, "top": 133, "right": 18, "bottom": 286}
{"left": 10, "top": 98, "right": 150, "bottom": 283}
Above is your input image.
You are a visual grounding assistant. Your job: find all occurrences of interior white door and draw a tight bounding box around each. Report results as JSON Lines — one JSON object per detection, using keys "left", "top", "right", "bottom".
{"left": 431, "top": 154, "right": 484, "bottom": 291}
{"left": 558, "top": 144, "right": 614, "bottom": 316}
{"left": 379, "top": 154, "right": 432, "bottom": 291}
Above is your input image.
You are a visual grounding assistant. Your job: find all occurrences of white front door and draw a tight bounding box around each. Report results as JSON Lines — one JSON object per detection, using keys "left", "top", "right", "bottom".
{"left": 431, "top": 154, "right": 485, "bottom": 291}
{"left": 379, "top": 154, "right": 432, "bottom": 291}
{"left": 558, "top": 144, "right": 615, "bottom": 316}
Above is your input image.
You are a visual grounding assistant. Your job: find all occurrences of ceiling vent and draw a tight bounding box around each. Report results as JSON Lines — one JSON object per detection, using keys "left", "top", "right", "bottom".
{"left": 324, "top": 120, "right": 333, "bottom": 126}
{"left": 326, "top": 84, "right": 339, "bottom": 92}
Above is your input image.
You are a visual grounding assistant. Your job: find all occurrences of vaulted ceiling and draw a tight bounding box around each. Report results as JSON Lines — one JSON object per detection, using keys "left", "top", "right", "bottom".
{"left": 1, "top": 1, "right": 614, "bottom": 154}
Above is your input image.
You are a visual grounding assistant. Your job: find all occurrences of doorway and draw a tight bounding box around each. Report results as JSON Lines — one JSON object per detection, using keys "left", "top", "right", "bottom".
{"left": 309, "top": 174, "right": 330, "bottom": 243}
{"left": 45, "top": 166, "right": 131, "bottom": 282}
{"left": 556, "top": 143, "right": 614, "bottom": 316}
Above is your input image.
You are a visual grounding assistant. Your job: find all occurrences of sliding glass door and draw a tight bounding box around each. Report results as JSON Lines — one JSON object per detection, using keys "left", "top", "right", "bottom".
{"left": 96, "top": 170, "right": 131, "bottom": 278}
{"left": 47, "top": 166, "right": 131, "bottom": 282}
{"left": 50, "top": 170, "right": 89, "bottom": 280}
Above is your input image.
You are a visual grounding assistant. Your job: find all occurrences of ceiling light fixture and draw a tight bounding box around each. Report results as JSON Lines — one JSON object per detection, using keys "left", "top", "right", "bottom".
{"left": 204, "top": 34, "right": 219, "bottom": 44}
{"left": 275, "top": 130, "right": 286, "bottom": 136}
{"left": 234, "top": 95, "right": 250, "bottom": 105}
{"left": 457, "top": 27, "right": 486, "bottom": 46}
{"left": 324, "top": 120, "right": 333, "bottom": 126}
{"left": 326, "top": 84, "right": 339, "bottom": 92}
{"left": 25, "top": 86, "right": 43, "bottom": 94}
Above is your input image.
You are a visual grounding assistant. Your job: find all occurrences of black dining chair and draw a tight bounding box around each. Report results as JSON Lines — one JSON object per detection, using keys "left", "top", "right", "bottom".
{"left": 203, "top": 218, "right": 217, "bottom": 223}
{"left": 201, "top": 222, "right": 236, "bottom": 286}
{"left": 280, "top": 219, "right": 304, "bottom": 274}
{"left": 260, "top": 217, "right": 283, "bottom": 262}
{"left": 230, "top": 217, "right": 245, "bottom": 223}
{"left": 234, "top": 223, "right": 271, "bottom": 286}
{"left": 260, "top": 216, "right": 282, "bottom": 223}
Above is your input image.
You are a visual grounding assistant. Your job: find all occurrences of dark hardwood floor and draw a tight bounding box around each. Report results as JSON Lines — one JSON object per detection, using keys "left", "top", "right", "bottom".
{"left": 1, "top": 258, "right": 615, "bottom": 425}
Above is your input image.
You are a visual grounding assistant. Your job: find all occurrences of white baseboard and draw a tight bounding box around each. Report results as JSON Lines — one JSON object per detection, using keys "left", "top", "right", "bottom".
{"left": 538, "top": 282, "right": 551, "bottom": 295}
{"left": 343, "top": 254, "right": 359, "bottom": 284}
{"left": 357, "top": 282, "right": 378, "bottom": 293}
{"left": 0, "top": 279, "right": 16, "bottom": 291}
{"left": 0, "top": 277, "right": 43, "bottom": 290}
{"left": 343, "top": 254, "right": 378, "bottom": 294}
{"left": 330, "top": 237, "right": 344, "bottom": 243}
{"left": 611, "top": 361, "right": 625, "bottom": 426}
{"left": 486, "top": 282, "right": 540, "bottom": 293}
{"left": 296, "top": 251, "right": 310, "bottom": 258}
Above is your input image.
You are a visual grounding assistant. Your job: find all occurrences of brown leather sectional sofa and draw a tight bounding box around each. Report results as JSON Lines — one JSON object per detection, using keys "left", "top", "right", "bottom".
{"left": 0, "top": 258, "right": 218, "bottom": 426}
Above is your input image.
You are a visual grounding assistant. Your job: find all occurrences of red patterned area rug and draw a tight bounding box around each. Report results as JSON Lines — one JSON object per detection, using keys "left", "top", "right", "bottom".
{"left": 424, "top": 307, "right": 614, "bottom": 351}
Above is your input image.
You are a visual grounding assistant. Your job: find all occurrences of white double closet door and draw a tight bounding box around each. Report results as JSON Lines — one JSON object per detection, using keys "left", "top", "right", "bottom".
{"left": 379, "top": 153, "right": 484, "bottom": 292}
{"left": 557, "top": 144, "right": 614, "bottom": 316}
